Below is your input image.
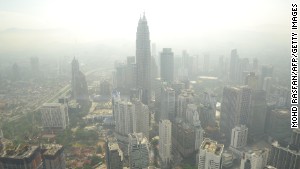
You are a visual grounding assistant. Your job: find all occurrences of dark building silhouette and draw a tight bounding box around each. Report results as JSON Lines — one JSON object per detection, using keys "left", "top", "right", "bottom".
{"left": 136, "top": 13, "right": 151, "bottom": 105}
{"left": 71, "top": 57, "right": 89, "bottom": 104}
{"left": 41, "top": 144, "right": 65, "bottom": 169}
{"left": 160, "top": 48, "right": 174, "bottom": 82}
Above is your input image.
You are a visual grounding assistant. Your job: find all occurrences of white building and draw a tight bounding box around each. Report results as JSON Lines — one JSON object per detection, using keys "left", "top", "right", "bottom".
{"left": 159, "top": 120, "right": 172, "bottom": 164}
{"left": 240, "top": 149, "right": 269, "bottom": 169}
{"left": 132, "top": 99, "right": 150, "bottom": 139}
{"left": 41, "top": 103, "right": 69, "bottom": 130}
{"left": 198, "top": 138, "right": 224, "bottom": 169}
{"left": 128, "top": 133, "right": 149, "bottom": 169}
{"left": 114, "top": 101, "right": 135, "bottom": 136}
{"left": 160, "top": 86, "right": 176, "bottom": 120}
{"left": 230, "top": 125, "right": 248, "bottom": 149}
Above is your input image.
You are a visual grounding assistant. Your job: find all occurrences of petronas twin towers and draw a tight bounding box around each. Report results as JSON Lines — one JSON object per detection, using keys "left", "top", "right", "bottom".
{"left": 136, "top": 13, "right": 151, "bottom": 105}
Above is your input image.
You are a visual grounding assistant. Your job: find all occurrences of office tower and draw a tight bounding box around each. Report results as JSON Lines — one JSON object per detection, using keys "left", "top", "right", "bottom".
{"left": 237, "top": 58, "right": 250, "bottom": 84}
{"left": 128, "top": 133, "right": 149, "bottom": 169}
{"left": 114, "top": 101, "right": 135, "bottom": 136}
{"left": 115, "top": 63, "right": 127, "bottom": 91}
{"left": 160, "top": 48, "right": 174, "bottom": 82}
{"left": 248, "top": 90, "right": 267, "bottom": 138}
{"left": 105, "top": 138, "right": 123, "bottom": 169}
{"left": 152, "top": 56, "right": 159, "bottom": 93}
{"left": 230, "top": 125, "right": 248, "bottom": 149}
{"left": 159, "top": 120, "right": 172, "bottom": 164}
{"left": 265, "top": 109, "right": 291, "bottom": 141}
{"left": 0, "top": 145, "right": 43, "bottom": 169}
{"left": 41, "top": 103, "right": 69, "bottom": 130}
{"left": 199, "top": 92, "right": 217, "bottom": 128}
{"left": 290, "top": 129, "right": 300, "bottom": 151}
{"left": 220, "top": 86, "right": 251, "bottom": 144}
{"left": 132, "top": 99, "right": 150, "bottom": 139}
{"left": 268, "top": 141, "right": 300, "bottom": 169}
{"left": 71, "top": 57, "right": 89, "bottom": 104}
{"left": 198, "top": 138, "right": 224, "bottom": 169}
{"left": 262, "top": 77, "right": 272, "bottom": 95}
{"left": 260, "top": 65, "right": 273, "bottom": 89}
{"left": 186, "top": 104, "right": 200, "bottom": 126}
{"left": 136, "top": 13, "right": 152, "bottom": 105}
{"left": 160, "top": 86, "right": 176, "bottom": 120}
{"left": 177, "top": 89, "right": 195, "bottom": 120}
{"left": 240, "top": 149, "right": 269, "bottom": 169}
{"left": 41, "top": 144, "right": 65, "bottom": 169}
{"left": 245, "top": 72, "right": 258, "bottom": 90}
{"left": 252, "top": 58, "right": 259, "bottom": 73}
{"left": 229, "top": 49, "right": 239, "bottom": 83}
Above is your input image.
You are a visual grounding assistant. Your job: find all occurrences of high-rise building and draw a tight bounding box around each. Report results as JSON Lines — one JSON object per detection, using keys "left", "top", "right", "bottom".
{"left": 160, "top": 86, "right": 176, "bottom": 121}
{"left": 132, "top": 99, "right": 150, "bottom": 139}
{"left": 260, "top": 65, "right": 273, "bottom": 89}
{"left": 265, "top": 109, "right": 291, "bottom": 141}
{"left": 230, "top": 125, "right": 248, "bottom": 149}
{"left": 268, "top": 141, "right": 300, "bottom": 169}
{"left": 0, "top": 145, "right": 43, "bottom": 169}
{"left": 240, "top": 149, "right": 269, "bottom": 169}
{"left": 177, "top": 89, "right": 195, "bottom": 121}
{"left": 128, "top": 133, "right": 149, "bottom": 169}
{"left": 105, "top": 138, "right": 123, "bottom": 169}
{"left": 229, "top": 49, "right": 239, "bottom": 83}
{"left": 71, "top": 58, "right": 89, "bottom": 104}
{"left": 198, "top": 138, "right": 224, "bottom": 169}
{"left": 41, "top": 144, "right": 65, "bottom": 169}
{"left": 114, "top": 101, "right": 135, "bottom": 136}
{"left": 186, "top": 104, "right": 200, "bottom": 126}
{"left": 290, "top": 128, "right": 300, "bottom": 151}
{"left": 245, "top": 72, "right": 258, "bottom": 90}
{"left": 40, "top": 103, "right": 69, "bottom": 130}
{"left": 248, "top": 90, "right": 267, "bottom": 139}
{"left": 136, "top": 13, "right": 151, "bottom": 105}
{"left": 160, "top": 48, "right": 174, "bottom": 82}
{"left": 220, "top": 86, "right": 251, "bottom": 144}
{"left": 159, "top": 120, "right": 172, "bottom": 164}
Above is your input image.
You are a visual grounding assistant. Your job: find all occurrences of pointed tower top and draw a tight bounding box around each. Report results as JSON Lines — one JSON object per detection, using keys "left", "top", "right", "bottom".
{"left": 142, "top": 11, "right": 146, "bottom": 20}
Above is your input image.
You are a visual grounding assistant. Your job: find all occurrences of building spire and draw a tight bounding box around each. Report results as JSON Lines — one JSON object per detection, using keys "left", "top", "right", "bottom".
{"left": 143, "top": 11, "right": 146, "bottom": 20}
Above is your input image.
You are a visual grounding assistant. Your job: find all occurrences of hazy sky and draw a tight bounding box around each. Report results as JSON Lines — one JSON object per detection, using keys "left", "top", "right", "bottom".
{"left": 0, "top": 0, "right": 291, "bottom": 60}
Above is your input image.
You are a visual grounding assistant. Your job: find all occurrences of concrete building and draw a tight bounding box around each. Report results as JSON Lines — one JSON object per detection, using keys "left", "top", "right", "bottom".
{"left": 41, "top": 103, "right": 69, "bottom": 130}
{"left": 245, "top": 72, "right": 258, "bottom": 90}
{"left": 0, "top": 145, "right": 43, "bottom": 169}
{"left": 186, "top": 104, "right": 200, "bottom": 127}
{"left": 198, "top": 138, "right": 224, "bottom": 169}
{"left": 160, "top": 86, "right": 176, "bottom": 121}
{"left": 114, "top": 101, "right": 135, "bottom": 136}
{"left": 265, "top": 109, "right": 291, "bottom": 142}
{"left": 220, "top": 86, "right": 251, "bottom": 145}
{"left": 136, "top": 13, "right": 152, "bottom": 105}
{"left": 105, "top": 138, "right": 123, "bottom": 169}
{"left": 240, "top": 149, "right": 269, "bottom": 169}
{"left": 159, "top": 120, "right": 172, "bottom": 164}
{"left": 230, "top": 125, "right": 248, "bottom": 149}
{"left": 268, "top": 141, "right": 300, "bottom": 169}
{"left": 160, "top": 48, "right": 174, "bottom": 82}
{"left": 71, "top": 57, "right": 89, "bottom": 104}
{"left": 290, "top": 128, "right": 300, "bottom": 151}
{"left": 41, "top": 144, "right": 65, "bottom": 169}
{"left": 128, "top": 133, "right": 149, "bottom": 169}
{"left": 248, "top": 90, "right": 267, "bottom": 139}
{"left": 132, "top": 99, "right": 150, "bottom": 139}
{"left": 177, "top": 89, "right": 196, "bottom": 121}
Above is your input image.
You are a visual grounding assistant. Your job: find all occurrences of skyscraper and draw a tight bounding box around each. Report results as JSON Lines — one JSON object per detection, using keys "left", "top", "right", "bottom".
{"left": 136, "top": 13, "right": 151, "bottom": 105}
{"left": 198, "top": 138, "right": 224, "bottom": 169}
{"left": 41, "top": 144, "right": 66, "bottom": 169}
{"left": 132, "top": 99, "right": 150, "bottom": 139}
{"left": 71, "top": 57, "right": 89, "bottom": 104}
{"left": 128, "top": 133, "right": 149, "bottom": 169}
{"left": 160, "top": 48, "right": 174, "bottom": 82}
{"left": 220, "top": 86, "right": 251, "bottom": 144}
{"left": 240, "top": 149, "right": 269, "bottom": 169}
{"left": 230, "top": 125, "right": 248, "bottom": 149}
{"left": 160, "top": 86, "right": 176, "bottom": 121}
{"left": 114, "top": 101, "right": 135, "bottom": 136}
{"left": 229, "top": 49, "right": 239, "bottom": 83}
{"left": 159, "top": 120, "right": 172, "bottom": 164}
{"left": 105, "top": 138, "right": 123, "bottom": 169}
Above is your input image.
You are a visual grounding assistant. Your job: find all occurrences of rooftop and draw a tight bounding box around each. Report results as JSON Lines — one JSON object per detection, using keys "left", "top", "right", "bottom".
{"left": 1, "top": 144, "right": 39, "bottom": 159}
{"left": 41, "top": 144, "right": 63, "bottom": 156}
{"left": 201, "top": 138, "right": 224, "bottom": 156}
